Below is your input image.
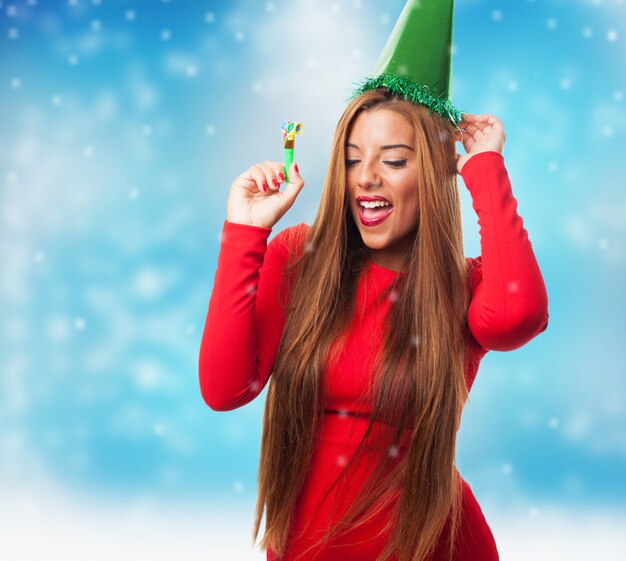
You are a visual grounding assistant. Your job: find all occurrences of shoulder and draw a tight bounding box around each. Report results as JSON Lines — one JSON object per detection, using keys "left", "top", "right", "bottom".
{"left": 269, "top": 222, "right": 310, "bottom": 248}
{"left": 267, "top": 222, "right": 311, "bottom": 264}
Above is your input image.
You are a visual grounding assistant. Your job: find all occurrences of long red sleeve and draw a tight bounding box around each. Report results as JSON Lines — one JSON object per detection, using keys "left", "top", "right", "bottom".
{"left": 198, "top": 220, "right": 303, "bottom": 411}
{"left": 461, "top": 150, "right": 549, "bottom": 352}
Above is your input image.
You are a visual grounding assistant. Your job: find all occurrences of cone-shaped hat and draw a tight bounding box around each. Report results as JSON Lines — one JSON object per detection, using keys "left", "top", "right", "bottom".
{"left": 347, "top": 0, "right": 463, "bottom": 127}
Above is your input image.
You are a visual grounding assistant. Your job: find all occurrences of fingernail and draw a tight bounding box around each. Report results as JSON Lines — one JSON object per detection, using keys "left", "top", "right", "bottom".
{"left": 263, "top": 182, "right": 268, "bottom": 192}
{"left": 279, "top": 172, "right": 285, "bottom": 181}
{"left": 272, "top": 178, "right": 278, "bottom": 187}
{"left": 294, "top": 163, "right": 299, "bottom": 173}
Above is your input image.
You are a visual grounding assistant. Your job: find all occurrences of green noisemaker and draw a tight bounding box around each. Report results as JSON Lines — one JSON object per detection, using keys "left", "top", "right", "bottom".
{"left": 281, "top": 120, "right": 303, "bottom": 183}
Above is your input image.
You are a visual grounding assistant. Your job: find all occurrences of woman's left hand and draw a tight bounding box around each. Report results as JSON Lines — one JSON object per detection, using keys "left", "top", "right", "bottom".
{"left": 455, "top": 113, "right": 506, "bottom": 175}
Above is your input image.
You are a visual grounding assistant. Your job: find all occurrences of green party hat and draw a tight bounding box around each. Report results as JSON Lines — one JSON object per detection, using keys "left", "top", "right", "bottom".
{"left": 347, "top": 0, "right": 463, "bottom": 127}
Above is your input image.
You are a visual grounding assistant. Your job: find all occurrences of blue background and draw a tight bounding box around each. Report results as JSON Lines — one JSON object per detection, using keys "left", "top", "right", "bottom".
{"left": 1, "top": 0, "right": 624, "bottom": 559}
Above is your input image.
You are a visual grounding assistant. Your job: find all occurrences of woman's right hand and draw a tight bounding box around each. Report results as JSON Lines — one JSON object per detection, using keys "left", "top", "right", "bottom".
{"left": 226, "top": 161, "right": 305, "bottom": 229}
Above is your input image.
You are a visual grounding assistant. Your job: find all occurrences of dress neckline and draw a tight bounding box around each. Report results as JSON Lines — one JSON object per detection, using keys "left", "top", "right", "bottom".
{"left": 368, "top": 259, "right": 407, "bottom": 278}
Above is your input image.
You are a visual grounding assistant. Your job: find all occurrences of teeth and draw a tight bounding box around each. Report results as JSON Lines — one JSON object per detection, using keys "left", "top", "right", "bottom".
{"left": 359, "top": 200, "right": 391, "bottom": 209}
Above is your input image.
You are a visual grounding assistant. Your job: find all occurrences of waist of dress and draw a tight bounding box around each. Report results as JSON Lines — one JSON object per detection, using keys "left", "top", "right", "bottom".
{"left": 324, "top": 408, "right": 369, "bottom": 418}
{"left": 321, "top": 408, "right": 412, "bottom": 450}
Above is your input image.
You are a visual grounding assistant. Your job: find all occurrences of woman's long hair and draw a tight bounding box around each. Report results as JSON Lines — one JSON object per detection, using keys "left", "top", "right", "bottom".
{"left": 252, "top": 88, "right": 473, "bottom": 561}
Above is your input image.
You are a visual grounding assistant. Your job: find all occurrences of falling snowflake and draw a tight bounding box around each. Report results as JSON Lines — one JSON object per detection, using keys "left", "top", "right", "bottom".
{"left": 250, "top": 379, "right": 261, "bottom": 393}
{"left": 507, "top": 281, "right": 519, "bottom": 293}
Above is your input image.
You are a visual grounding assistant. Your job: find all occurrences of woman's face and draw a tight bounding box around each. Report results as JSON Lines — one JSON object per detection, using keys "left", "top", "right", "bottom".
{"left": 346, "top": 108, "right": 419, "bottom": 272}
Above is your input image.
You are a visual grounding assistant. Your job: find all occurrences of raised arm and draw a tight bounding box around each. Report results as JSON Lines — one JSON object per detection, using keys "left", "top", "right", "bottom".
{"left": 198, "top": 220, "right": 303, "bottom": 411}
{"left": 462, "top": 151, "right": 549, "bottom": 352}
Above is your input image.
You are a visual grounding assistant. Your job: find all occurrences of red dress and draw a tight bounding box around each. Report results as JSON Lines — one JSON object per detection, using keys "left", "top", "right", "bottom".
{"left": 199, "top": 151, "right": 549, "bottom": 560}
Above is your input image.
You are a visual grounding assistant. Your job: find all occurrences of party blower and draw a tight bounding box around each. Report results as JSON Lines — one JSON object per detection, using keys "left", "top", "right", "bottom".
{"left": 281, "top": 120, "right": 303, "bottom": 184}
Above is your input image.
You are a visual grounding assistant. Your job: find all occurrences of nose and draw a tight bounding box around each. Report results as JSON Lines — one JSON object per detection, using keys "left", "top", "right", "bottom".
{"left": 356, "top": 158, "right": 382, "bottom": 189}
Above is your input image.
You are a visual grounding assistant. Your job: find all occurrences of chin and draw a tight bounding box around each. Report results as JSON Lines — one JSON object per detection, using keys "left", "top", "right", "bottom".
{"left": 358, "top": 232, "right": 389, "bottom": 250}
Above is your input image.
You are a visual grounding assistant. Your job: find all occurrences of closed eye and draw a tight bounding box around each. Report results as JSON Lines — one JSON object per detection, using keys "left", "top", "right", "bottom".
{"left": 346, "top": 160, "right": 407, "bottom": 168}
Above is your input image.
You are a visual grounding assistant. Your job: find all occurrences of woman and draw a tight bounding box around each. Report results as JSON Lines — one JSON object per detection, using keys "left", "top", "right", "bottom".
{"left": 199, "top": 88, "right": 549, "bottom": 561}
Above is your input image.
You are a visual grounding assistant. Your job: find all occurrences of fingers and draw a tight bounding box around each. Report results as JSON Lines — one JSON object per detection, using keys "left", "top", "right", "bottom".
{"left": 286, "top": 161, "right": 304, "bottom": 187}
{"left": 242, "top": 165, "right": 270, "bottom": 193}
{"left": 282, "top": 162, "right": 305, "bottom": 201}
{"left": 461, "top": 113, "right": 503, "bottom": 129}
{"left": 258, "top": 161, "right": 286, "bottom": 192}
{"left": 240, "top": 160, "right": 302, "bottom": 195}
{"left": 462, "top": 113, "right": 491, "bottom": 122}
{"left": 460, "top": 122, "right": 481, "bottom": 136}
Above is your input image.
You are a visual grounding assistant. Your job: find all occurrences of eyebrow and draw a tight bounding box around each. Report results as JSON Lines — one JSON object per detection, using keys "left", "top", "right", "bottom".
{"left": 346, "top": 143, "right": 415, "bottom": 152}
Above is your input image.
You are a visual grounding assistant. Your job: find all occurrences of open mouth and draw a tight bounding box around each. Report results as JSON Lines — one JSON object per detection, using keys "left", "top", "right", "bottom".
{"left": 357, "top": 201, "right": 394, "bottom": 225}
